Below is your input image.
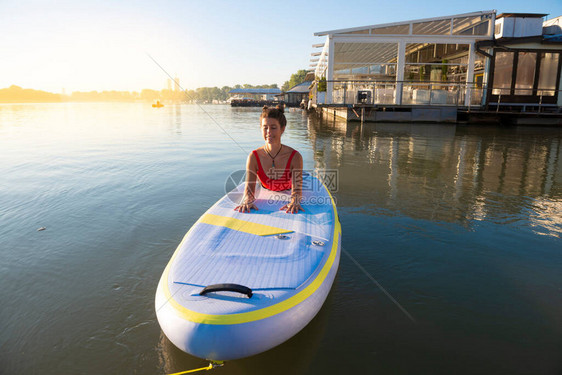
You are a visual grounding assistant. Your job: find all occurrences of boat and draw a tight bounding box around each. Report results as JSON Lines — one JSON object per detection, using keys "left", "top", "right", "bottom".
{"left": 152, "top": 101, "right": 164, "bottom": 108}
{"left": 155, "top": 173, "right": 341, "bottom": 360}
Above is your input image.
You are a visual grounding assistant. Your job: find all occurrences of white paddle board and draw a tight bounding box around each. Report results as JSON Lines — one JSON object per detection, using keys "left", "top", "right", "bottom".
{"left": 155, "top": 173, "right": 341, "bottom": 360}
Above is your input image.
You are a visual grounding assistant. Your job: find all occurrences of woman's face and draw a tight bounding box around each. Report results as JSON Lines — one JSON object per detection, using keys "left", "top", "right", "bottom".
{"left": 261, "top": 117, "right": 284, "bottom": 144}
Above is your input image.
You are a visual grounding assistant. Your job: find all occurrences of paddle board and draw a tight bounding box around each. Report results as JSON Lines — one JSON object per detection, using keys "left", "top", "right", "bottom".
{"left": 155, "top": 173, "right": 341, "bottom": 360}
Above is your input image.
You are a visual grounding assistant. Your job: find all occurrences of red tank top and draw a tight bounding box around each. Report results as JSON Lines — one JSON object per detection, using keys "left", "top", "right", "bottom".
{"left": 253, "top": 149, "right": 297, "bottom": 191}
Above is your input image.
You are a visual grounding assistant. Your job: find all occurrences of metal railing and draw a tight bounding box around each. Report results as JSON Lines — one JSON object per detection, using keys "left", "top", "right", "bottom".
{"left": 316, "top": 80, "right": 561, "bottom": 111}
{"left": 322, "top": 80, "right": 484, "bottom": 107}
{"left": 488, "top": 87, "right": 561, "bottom": 113}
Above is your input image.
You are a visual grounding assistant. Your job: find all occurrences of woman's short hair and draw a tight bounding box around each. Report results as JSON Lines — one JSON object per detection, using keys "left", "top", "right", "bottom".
{"left": 260, "top": 104, "right": 286, "bottom": 128}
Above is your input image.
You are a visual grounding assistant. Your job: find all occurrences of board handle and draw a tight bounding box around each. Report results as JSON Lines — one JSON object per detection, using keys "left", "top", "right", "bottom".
{"left": 199, "top": 283, "right": 253, "bottom": 298}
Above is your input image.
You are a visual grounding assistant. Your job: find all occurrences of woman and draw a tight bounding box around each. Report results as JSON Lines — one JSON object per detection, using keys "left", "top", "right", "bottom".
{"left": 234, "top": 105, "right": 304, "bottom": 214}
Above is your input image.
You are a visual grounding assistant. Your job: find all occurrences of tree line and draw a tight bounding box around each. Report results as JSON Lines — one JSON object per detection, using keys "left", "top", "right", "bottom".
{"left": 0, "top": 84, "right": 281, "bottom": 103}
{"left": 0, "top": 70, "right": 308, "bottom": 103}
{"left": 0, "top": 85, "right": 63, "bottom": 103}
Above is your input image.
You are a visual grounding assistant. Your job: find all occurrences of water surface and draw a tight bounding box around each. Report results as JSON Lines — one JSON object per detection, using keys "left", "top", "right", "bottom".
{"left": 1, "top": 103, "right": 561, "bottom": 374}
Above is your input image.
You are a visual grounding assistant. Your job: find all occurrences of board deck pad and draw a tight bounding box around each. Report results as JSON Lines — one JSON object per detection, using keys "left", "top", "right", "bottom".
{"left": 168, "top": 174, "right": 336, "bottom": 312}
{"left": 156, "top": 173, "right": 341, "bottom": 360}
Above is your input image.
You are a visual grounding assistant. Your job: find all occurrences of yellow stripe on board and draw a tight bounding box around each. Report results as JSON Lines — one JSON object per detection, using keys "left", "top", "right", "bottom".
{"left": 161, "top": 222, "right": 340, "bottom": 325}
{"left": 200, "top": 213, "right": 293, "bottom": 237}
{"left": 159, "top": 179, "right": 340, "bottom": 325}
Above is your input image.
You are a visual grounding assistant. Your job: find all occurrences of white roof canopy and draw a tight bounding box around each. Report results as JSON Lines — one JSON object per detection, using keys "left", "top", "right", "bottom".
{"left": 312, "top": 10, "right": 496, "bottom": 78}
{"left": 311, "top": 10, "right": 498, "bottom": 106}
{"left": 314, "top": 10, "right": 496, "bottom": 37}
{"left": 334, "top": 42, "right": 398, "bottom": 70}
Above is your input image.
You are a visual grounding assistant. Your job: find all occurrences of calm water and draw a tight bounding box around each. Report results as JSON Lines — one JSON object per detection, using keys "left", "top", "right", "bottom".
{"left": 1, "top": 103, "right": 561, "bottom": 374}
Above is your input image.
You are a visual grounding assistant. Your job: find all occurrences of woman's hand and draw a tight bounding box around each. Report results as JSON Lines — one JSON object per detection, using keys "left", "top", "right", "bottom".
{"left": 280, "top": 196, "right": 304, "bottom": 214}
{"left": 234, "top": 199, "right": 258, "bottom": 213}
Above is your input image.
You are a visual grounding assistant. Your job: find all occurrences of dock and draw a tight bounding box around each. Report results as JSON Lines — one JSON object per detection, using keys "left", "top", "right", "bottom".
{"left": 307, "top": 11, "right": 562, "bottom": 125}
{"left": 317, "top": 103, "right": 562, "bottom": 125}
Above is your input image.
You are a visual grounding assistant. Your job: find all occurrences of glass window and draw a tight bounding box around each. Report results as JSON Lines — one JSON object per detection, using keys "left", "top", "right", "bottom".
{"left": 453, "top": 16, "right": 490, "bottom": 35}
{"left": 369, "top": 64, "right": 396, "bottom": 76}
{"left": 404, "top": 63, "right": 466, "bottom": 83}
{"left": 404, "top": 43, "right": 469, "bottom": 83}
{"left": 475, "top": 53, "right": 486, "bottom": 72}
{"left": 515, "top": 52, "right": 537, "bottom": 95}
{"left": 405, "top": 43, "right": 469, "bottom": 64}
{"left": 333, "top": 63, "right": 397, "bottom": 80}
{"left": 473, "top": 22, "right": 490, "bottom": 36}
{"left": 412, "top": 19, "right": 451, "bottom": 35}
{"left": 446, "top": 44, "right": 469, "bottom": 54}
{"left": 334, "top": 42, "right": 398, "bottom": 64}
{"left": 346, "top": 29, "right": 369, "bottom": 34}
{"left": 435, "top": 44, "right": 446, "bottom": 58}
{"left": 371, "top": 24, "right": 410, "bottom": 35}
{"left": 351, "top": 66, "right": 369, "bottom": 74}
{"left": 537, "top": 53, "right": 560, "bottom": 96}
{"left": 492, "top": 52, "right": 514, "bottom": 95}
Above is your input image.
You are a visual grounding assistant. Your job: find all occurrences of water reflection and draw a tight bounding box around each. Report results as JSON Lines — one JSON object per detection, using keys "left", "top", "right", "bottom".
{"left": 307, "top": 115, "right": 562, "bottom": 237}
{"left": 6, "top": 102, "right": 562, "bottom": 374}
{"left": 171, "top": 103, "right": 182, "bottom": 134}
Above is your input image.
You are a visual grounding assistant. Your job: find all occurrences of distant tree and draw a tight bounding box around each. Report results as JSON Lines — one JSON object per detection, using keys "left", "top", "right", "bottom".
{"left": 185, "top": 89, "right": 197, "bottom": 102}
{"left": 0, "top": 85, "right": 62, "bottom": 103}
{"left": 140, "top": 89, "right": 160, "bottom": 101}
{"left": 0, "top": 82, "right": 283, "bottom": 104}
{"left": 220, "top": 86, "right": 232, "bottom": 101}
{"left": 193, "top": 86, "right": 226, "bottom": 102}
{"left": 282, "top": 69, "right": 308, "bottom": 92}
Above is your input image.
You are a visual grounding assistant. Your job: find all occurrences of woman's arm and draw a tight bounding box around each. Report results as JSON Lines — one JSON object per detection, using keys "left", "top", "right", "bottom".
{"left": 234, "top": 152, "right": 259, "bottom": 213}
{"left": 281, "top": 151, "right": 304, "bottom": 214}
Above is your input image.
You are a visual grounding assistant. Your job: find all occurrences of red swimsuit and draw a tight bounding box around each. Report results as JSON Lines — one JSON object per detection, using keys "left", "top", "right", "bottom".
{"left": 253, "top": 149, "right": 297, "bottom": 191}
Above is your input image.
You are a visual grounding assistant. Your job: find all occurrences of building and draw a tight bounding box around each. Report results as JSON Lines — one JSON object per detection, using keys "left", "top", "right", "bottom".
{"left": 228, "top": 88, "right": 283, "bottom": 107}
{"left": 479, "top": 13, "right": 562, "bottom": 109}
{"left": 276, "top": 81, "right": 313, "bottom": 107}
{"left": 309, "top": 10, "right": 562, "bottom": 123}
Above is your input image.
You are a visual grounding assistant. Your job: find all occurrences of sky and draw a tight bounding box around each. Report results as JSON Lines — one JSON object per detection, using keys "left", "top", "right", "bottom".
{"left": 1, "top": 0, "right": 561, "bottom": 93}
